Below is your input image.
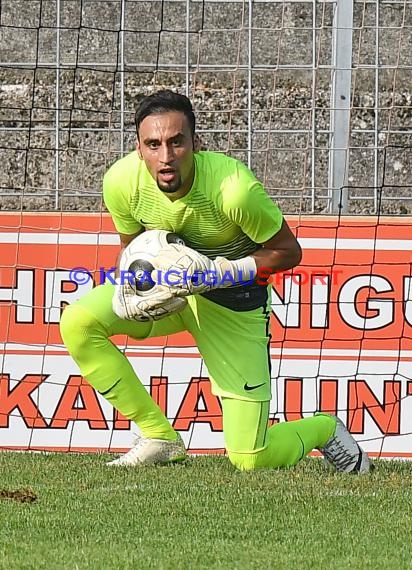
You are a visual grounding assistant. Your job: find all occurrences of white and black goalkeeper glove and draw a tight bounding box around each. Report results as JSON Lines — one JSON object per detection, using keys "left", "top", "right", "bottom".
{"left": 153, "top": 243, "right": 257, "bottom": 296}
{"left": 112, "top": 278, "right": 187, "bottom": 322}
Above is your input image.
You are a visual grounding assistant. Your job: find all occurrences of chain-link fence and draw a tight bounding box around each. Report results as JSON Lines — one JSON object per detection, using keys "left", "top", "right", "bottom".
{"left": 0, "top": 0, "right": 411, "bottom": 214}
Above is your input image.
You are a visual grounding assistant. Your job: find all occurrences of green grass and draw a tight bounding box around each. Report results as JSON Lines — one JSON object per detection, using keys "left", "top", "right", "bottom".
{"left": 0, "top": 453, "right": 411, "bottom": 569}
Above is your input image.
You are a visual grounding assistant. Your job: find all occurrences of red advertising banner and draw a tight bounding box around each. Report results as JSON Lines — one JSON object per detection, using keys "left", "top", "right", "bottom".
{"left": 1, "top": 213, "right": 411, "bottom": 457}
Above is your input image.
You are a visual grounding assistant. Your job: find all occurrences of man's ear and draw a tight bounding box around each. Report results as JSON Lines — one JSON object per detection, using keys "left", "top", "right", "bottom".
{"left": 136, "top": 140, "right": 143, "bottom": 159}
{"left": 193, "top": 134, "right": 202, "bottom": 152}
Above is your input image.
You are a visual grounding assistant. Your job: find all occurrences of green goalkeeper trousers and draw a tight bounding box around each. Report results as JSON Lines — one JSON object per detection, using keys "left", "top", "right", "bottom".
{"left": 60, "top": 282, "right": 335, "bottom": 470}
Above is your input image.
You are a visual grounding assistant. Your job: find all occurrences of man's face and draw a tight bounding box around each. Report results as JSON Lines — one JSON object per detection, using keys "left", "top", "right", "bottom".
{"left": 136, "top": 111, "right": 195, "bottom": 195}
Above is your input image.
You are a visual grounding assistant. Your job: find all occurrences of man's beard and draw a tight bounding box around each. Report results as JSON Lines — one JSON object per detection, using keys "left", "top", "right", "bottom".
{"left": 157, "top": 174, "right": 182, "bottom": 194}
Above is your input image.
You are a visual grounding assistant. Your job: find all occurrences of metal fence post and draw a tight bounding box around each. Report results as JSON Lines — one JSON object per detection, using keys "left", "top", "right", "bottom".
{"left": 328, "top": 0, "right": 354, "bottom": 214}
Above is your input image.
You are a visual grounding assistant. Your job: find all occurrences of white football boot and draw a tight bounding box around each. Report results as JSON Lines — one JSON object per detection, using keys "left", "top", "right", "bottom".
{"left": 107, "top": 433, "right": 187, "bottom": 467}
{"left": 318, "top": 416, "right": 372, "bottom": 474}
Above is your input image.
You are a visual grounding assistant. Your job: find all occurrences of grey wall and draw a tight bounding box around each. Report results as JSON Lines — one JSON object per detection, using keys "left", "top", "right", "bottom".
{"left": 0, "top": 0, "right": 411, "bottom": 214}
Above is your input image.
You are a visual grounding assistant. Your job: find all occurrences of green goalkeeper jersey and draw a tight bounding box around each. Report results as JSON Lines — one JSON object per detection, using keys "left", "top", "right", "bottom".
{"left": 103, "top": 150, "right": 283, "bottom": 261}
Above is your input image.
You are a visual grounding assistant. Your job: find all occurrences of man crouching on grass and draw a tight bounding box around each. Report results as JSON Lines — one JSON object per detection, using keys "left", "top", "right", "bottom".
{"left": 60, "top": 89, "right": 372, "bottom": 474}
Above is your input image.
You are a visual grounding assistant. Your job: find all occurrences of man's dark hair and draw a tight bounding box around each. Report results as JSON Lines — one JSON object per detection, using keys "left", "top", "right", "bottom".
{"left": 135, "top": 90, "right": 196, "bottom": 139}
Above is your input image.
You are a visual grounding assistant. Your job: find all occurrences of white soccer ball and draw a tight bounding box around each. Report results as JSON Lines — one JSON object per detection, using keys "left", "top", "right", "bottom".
{"left": 119, "top": 229, "right": 186, "bottom": 296}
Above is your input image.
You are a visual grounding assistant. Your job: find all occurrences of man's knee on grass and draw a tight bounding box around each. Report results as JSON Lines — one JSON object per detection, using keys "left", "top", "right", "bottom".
{"left": 227, "top": 449, "right": 267, "bottom": 471}
{"left": 227, "top": 432, "right": 306, "bottom": 471}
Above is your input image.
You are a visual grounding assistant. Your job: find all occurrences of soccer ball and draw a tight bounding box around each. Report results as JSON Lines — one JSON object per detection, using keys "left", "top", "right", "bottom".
{"left": 119, "top": 229, "right": 186, "bottom": 295}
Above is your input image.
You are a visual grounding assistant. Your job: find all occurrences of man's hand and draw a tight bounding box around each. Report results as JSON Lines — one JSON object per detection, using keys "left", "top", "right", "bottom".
{"left": 112, "top": 279, "right": 187, "bottom": 321}
{"left": 153, "top": 243, "right": 257, "bottom": 295}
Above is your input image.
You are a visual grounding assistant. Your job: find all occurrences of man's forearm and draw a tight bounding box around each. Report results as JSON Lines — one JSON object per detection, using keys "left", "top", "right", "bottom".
{"left": 251, "top": 244, "right": 302, "bottom": 273}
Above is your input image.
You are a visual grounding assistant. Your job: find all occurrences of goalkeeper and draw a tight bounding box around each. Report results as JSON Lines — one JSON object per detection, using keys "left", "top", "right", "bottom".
{"left": 60, "top": 90, "right": 371, "bottom": 473}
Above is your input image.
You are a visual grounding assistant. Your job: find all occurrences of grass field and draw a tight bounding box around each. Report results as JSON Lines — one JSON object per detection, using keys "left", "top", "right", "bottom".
{"left": 0, "top": 452, "right": 411, "bottom": 570}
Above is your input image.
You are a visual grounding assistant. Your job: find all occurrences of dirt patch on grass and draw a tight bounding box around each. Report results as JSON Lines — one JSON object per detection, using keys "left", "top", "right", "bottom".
{"left": 0, "top": 488, "right": 37, "bottom": 503}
